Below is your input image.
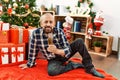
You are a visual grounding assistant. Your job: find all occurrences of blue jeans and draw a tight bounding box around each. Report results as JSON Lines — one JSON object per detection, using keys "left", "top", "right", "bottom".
{"left": 47, "top": 38, "right": 94, "bottom": 76}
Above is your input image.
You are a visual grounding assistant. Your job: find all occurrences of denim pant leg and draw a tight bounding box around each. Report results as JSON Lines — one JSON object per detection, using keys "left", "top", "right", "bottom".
{"left": 68, "top": 38, "right": 94, "bottom": 71}
{"left": 47, "top": 55, "right": 74, "bottom": 76}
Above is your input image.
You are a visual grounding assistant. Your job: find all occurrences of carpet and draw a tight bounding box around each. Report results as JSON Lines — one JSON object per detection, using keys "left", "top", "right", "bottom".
{"left": 0, "top": 58, "right": 117, "bottom": 80}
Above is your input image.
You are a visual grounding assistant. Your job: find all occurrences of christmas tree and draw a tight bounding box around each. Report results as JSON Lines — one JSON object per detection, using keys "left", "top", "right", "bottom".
{"left": 0, "top": 0, "right": 40, "bottom": 28}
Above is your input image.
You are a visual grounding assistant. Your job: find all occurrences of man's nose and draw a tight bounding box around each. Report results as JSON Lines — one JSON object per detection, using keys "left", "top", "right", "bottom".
{"left": 46, "top": 22, "right": 51, "bottom": 26}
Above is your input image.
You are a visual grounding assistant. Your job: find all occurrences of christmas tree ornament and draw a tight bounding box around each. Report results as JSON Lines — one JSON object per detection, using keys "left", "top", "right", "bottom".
{"left": 4, "top": 0, "right": 9, "bottom": 3}
{"left": 7, "top": 4, "right": 12, "bottom": 15}
{"left": 12, "top": 10, "right": 16, "bottom": 14}
{"left": 23, "top": 22, "right": 29, "bottom": 28}
{"left": 25, "top": 4, "right": 29, "bottom": 9}
{"left": 13, "top": 3, "right": 18, "bottom": 9}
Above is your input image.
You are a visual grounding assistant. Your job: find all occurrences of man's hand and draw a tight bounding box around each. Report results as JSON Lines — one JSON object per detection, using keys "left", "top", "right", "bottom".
{"left": 47, "top": 45, "right": 57, "bottom": 53}
{"left": 19, "top": 64, "right": 29, "bottom": 69}
{"left": 47, "top": 45, "right": 65, "bottom": 57}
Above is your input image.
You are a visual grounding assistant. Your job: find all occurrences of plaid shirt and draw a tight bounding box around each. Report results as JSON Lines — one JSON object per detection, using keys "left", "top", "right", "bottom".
{"left": 27, "top": 27, "right": 71, "bottom": 67}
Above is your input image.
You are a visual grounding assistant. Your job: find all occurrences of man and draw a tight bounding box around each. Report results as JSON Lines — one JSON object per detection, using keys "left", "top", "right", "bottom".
{"left": 19, "top": 13, "right": 104, "bottom": 78}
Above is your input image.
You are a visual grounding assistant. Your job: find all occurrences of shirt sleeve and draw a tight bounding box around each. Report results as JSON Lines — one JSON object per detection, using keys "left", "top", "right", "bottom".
{"left": 59, "top": 29, "right": 71, "bottom": 58}
{"left": 27, "top": 30, "right": 39, "bottom": 67}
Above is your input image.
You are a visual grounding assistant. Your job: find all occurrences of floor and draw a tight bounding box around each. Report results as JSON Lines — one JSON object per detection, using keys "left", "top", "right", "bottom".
{"left": 73, "top": 53, "right": 120, "bottom": 80}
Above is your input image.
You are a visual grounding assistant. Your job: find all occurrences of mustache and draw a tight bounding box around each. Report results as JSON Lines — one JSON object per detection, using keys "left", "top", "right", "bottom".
{"left": 45, "top": 26, "right": 51, "bottom": 28}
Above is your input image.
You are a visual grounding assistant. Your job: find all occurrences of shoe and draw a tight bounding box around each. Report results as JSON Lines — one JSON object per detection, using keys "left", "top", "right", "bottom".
{"left": 86, "top": 68, "right": 105, "bottom": 78}
{"left": 68, "top": 61, "right": 84, "bottom": 69}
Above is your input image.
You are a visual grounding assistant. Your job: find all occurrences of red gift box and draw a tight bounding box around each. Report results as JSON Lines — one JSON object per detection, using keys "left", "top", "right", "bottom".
{"left": 10, "top": 43, "right": 25, "bottom": 63}
{"left": 0, "top": 43, "right": 14, "bottom": 64}
{"left": 9, "top": 28, "right": 29, "bottom": 44}
{"left": 0, "top": 22, "right": 2, "bottom": 31}
{"left": 0, "top": 30, "right": 9, "bottom": 43}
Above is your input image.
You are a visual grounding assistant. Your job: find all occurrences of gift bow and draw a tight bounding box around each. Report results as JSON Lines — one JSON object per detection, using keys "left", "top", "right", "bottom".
{"left": 0, "top": 48, "right": 9, "bottom": 64}
{"left": 12, "top": 48, "right": 24, "bottom": 62}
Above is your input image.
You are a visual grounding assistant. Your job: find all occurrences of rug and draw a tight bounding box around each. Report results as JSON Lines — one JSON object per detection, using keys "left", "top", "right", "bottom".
{"left": 0, "top": 58, "right": 117, "bottom": 80}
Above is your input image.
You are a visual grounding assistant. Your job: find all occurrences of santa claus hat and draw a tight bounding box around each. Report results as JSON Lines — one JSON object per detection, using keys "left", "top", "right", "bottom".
{"left": 65, "top": 16, "right": 74, "bottom": 24}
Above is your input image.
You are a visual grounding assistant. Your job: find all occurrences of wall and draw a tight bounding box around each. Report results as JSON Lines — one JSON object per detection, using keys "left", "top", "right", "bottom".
{"left": 92, "top": 0, "right": 120, "bottom": 51}
{"left": 36, "top": 0, "right": 120, "bottom": 51}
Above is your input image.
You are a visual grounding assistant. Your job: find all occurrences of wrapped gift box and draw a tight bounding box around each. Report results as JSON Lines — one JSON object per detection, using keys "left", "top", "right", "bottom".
{"left": 0, "top": 43, "right": 14, "bottom": 64}
{"left": 2, "top": 23, "right": 10, "bottom": 30}
{"left": 0, "top": 47, "right": 9, "bottom": 64}
{"left": 10, "top": 43, "right": 25, "bottom": 63}
{"left": 0, "top": 22, "right": 2, "bottom": 31}
{"left": 0, "top": 22, "right": 10, "bottom": 31}
{"left": 9, "top": 28, "right": 29, "bottom": 44}
{"left": 28, "top": 28, "right": 36, "bottom": 41}
{"left": 0, "top": 30, "right": 9, "bottom": 43}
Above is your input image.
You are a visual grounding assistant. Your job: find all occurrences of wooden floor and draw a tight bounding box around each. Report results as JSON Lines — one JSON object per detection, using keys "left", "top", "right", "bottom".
{"left": 73, "top": 53, "right": 120, "bottom": 80}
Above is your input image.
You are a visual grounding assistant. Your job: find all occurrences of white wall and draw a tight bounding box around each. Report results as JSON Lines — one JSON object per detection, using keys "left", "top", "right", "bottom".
{"left": 36, "top": 0, "right": 77, "bottom": 9}
{"left": 36, "top": 0, "right": 120, "bottom": 51}
{"left": 92, "top": 0, "right": 120, "bottom": 51}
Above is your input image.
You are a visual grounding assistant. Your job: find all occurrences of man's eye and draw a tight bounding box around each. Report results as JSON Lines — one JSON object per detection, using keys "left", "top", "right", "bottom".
{"left": 50, "top": 21, "right": 53, "bottom": 23}
{"left": 45, "top": 21, "right": 48, "bottom": 23}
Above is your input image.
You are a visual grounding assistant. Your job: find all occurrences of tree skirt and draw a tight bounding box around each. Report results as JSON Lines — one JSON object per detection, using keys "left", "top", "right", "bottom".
{"left": 0, "top": 58, "right": 117, "bottom": 80}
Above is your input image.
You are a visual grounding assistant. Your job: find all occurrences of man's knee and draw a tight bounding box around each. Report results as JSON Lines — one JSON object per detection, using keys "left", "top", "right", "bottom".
{"left": 75, "top": 38, "right": 84, "bottom": 44}
{"left": 48, "top": 66, "right": 61, "bottom": 76}
{"left": 47, "top": 62, "right": 62, "bottom": 76}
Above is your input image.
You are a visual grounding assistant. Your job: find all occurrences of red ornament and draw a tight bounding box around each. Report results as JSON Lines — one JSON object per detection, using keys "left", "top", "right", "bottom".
{"left": 7, "top": 4, "right": 12, "bottom": 15}
{"left": 25, "top": 4, "right": 29, "bottom": 9}
{"left": 7, "top": 8, "right": 12, "bottom": 14}
{"left": 23, "top": 22, "right": 29, "bottom": 28}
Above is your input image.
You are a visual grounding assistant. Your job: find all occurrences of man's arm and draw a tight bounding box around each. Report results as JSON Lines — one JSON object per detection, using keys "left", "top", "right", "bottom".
{"left": 47, "top": 45, "right": 65, "bottom": 57}
{"left": 19, "top": 30, "right": 39, "bottom": 69}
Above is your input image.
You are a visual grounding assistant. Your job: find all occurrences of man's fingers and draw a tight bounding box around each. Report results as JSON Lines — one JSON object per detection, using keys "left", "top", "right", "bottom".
{"left": 19, "top": 64, "right": 26, "bottom": 67}
{"left": 21, "top": 66, "right": 28, "bottom": 69}
{"left": 19, "top": 64, "right": 28, "bottom": 69}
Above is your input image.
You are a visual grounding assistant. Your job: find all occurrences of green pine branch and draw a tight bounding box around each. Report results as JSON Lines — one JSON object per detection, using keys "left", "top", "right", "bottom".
{"left": 1, "top": 0, "right": 40, "bottom": 28}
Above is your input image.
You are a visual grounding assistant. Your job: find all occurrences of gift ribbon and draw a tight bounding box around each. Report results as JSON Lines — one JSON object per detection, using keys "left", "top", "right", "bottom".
{"left": 0, "top": 48, "right": 9, "bottom": 64}
{"left": 19, "top": 28, "right": 23, "bottom": 43}
{"left": 10, "top": 28, "right": 29, "bottom": 44}
{"left": 12, "top": 48, "right": 24, "bottom": 62}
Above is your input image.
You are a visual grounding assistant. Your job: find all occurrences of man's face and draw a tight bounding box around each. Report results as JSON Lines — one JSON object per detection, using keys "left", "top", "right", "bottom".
{"left": 40, "top": 15, "right": 55, "bottom": 33}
